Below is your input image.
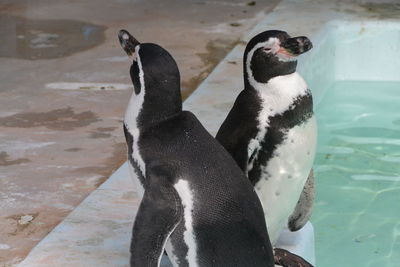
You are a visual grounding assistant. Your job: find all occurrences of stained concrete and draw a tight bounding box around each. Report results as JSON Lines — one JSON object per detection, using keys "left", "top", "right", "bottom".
{"left": 0, "top": 15, "right": 106, "bottom": 60}
{"left": 0, "top": 0, "right": 281, "bottom": 265}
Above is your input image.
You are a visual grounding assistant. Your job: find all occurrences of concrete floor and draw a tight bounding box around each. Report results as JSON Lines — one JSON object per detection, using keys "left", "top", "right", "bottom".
{"left": 0, "top": 0, "right": 280, "bottom": 265}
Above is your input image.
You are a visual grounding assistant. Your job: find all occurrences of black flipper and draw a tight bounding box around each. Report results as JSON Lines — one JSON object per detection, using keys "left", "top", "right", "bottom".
{"left": 216, "top": 89, "right": 261, "bottom": 173}
{"left": 130, "top": 174, "right": 183, "bottom": 267}
{"left": 274, "top": 248, "right": 314, "bottom": 267}
{"left": 288, "top": 169, "right": 315, "bottom": 232}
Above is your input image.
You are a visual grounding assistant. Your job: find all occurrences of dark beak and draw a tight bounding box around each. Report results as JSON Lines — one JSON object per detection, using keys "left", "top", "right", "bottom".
{"left": 118, "top": 29, "right": 140, "bottom": 56}
{"left": 282, "top": 36, "right": 313, "bottom": 55}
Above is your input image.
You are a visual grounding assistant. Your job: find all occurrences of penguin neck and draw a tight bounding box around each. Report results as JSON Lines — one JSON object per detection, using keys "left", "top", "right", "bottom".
{"left": 141, "top": 87, "right": 182, "bottom": 127}
{"left": 125, "top": 87, "right": 182, "bottom": 133}
{"left": 244, "top": 64, "right": 297, "bottom": 89}
{"left": 244, "top": 72, "right": 308, "bottom": 114}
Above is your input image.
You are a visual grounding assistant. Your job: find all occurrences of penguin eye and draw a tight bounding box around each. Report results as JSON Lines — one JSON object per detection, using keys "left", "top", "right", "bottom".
{"left": 264, "top": 48, "right": 272, "bottom": 52}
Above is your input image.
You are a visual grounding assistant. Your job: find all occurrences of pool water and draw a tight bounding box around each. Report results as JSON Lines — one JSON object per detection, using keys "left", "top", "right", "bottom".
{"left": 312, "top": 80, "right": 400, "bottom": 266}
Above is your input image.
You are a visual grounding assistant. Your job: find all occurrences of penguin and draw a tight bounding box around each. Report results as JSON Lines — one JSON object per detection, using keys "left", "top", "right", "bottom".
{"left": 216, "top": 30, "right": 317, "bottom": 245}
{"left": 118, "top": 29, "right": 276, "bottom": 267}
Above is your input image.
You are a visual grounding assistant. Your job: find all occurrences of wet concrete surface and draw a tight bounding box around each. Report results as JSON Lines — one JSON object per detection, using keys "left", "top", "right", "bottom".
{"left": 0, "top": 107, "right": 100, "bottom": 130}
{"left": 0, "top": 15, "right": 106, "bottom": 60}
{"left": 0, "top": 0, "right": 280, "bottom": 265}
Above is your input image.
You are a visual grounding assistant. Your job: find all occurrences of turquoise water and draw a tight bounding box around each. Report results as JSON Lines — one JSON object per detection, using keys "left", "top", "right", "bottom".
{"left": 312, "top": 81, "right": 400, "bottom": 266}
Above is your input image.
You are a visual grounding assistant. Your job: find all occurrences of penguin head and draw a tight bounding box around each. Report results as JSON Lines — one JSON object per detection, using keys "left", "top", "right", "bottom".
{"left": 118, "top": 29, "right": 182, "bottom": 127}
{"left": 244, "top": 30, "right": 312, "bottom": 86}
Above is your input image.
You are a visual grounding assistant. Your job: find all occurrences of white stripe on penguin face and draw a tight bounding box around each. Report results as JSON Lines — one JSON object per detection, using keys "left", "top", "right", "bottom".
{"left": 125, "top": 45, "right": 146, "bottom": 178}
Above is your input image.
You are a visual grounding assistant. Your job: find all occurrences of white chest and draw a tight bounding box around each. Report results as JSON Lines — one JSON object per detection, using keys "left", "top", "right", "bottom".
{"left": 255, "top": 116, "right": 317, "bottom": 244}
{"left": 247, "top": 72, "right": 309, "bottom": 173}
{"left": 246, "top": 72, "right": 316, "bottom": 244}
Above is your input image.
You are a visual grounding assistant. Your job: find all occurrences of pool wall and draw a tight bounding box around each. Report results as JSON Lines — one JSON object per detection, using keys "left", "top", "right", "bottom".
{"left": 297, "top": 20, "right": 400, "bottom": 107}
{"left": 295, "top": 14, "right": 400, "bottom": 267}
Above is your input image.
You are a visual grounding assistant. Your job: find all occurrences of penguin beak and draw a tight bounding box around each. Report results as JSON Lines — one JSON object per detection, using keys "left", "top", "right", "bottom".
{"left": 118, "top": 29, "right": 140, "bottom": 58}
{"left": 280, "top": 36, "right": 313, "bottom": 56}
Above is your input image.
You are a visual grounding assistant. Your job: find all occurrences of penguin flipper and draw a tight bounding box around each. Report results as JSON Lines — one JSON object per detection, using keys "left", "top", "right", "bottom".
{"left": 130, "top": 175, "right": 183, "bottom": 267}
{"left": 216, "top": 89, "right": 260, "bottom": 171}
{"left": 288, "top": 169, "right": 315, "bottom": 231}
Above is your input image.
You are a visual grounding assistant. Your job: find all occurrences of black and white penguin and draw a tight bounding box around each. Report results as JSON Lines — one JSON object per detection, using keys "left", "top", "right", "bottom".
{"left": 216, "top": 30, "right": 317, "bottom": 245}
{"left": 118, "top": 29, "right": 276, "bottom": 267}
